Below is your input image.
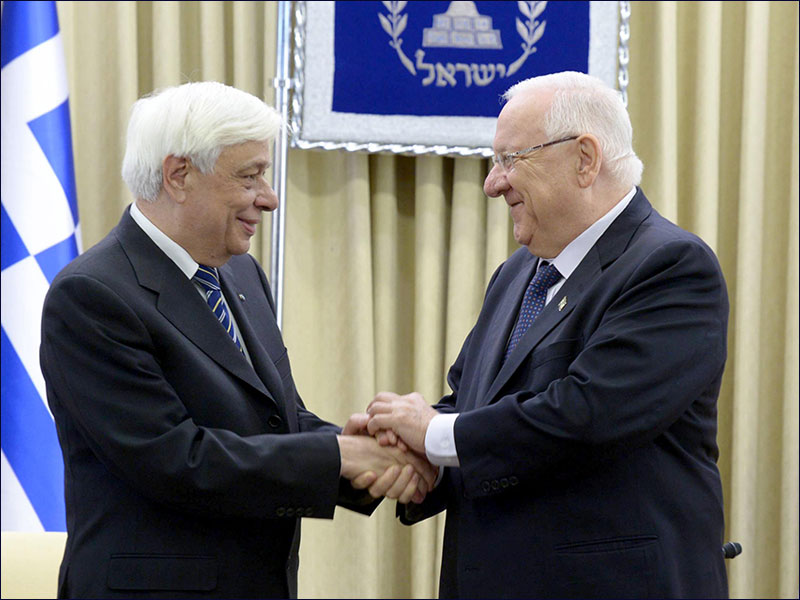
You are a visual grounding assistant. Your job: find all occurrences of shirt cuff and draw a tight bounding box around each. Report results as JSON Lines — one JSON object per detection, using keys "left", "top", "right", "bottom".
{"left": 425, "top": 413, "right": 460, "bottom": 468}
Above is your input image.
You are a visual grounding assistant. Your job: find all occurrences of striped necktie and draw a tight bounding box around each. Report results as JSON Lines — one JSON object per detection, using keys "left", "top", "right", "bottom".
{"left": 193, "top": 265, "right": 243, "bottom": 353}
{"left": 503, "top": 262, "right": 561, "bottom": 362}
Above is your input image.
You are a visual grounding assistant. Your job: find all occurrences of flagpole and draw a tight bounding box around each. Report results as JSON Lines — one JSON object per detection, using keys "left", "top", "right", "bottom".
{"left": 270, "top": 0, "right": 292, "bottom": 330}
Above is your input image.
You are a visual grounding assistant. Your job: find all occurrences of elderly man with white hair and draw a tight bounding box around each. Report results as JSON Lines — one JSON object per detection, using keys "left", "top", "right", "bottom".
{"left": 367, "top": 71, "right": 730, "bottom": 599}
{"left": 40, "top": 81, "right": 435, "bottom": 599}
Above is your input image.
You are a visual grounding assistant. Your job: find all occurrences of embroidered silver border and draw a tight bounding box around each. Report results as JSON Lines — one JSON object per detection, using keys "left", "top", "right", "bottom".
{"left": 287, "top": 1, "right": 631, "bottom": 158}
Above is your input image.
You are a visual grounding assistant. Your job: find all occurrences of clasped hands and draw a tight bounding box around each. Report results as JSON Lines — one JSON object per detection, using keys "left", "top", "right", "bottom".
{"left": 337, "top": 391, "right": 439, "bottom": 504}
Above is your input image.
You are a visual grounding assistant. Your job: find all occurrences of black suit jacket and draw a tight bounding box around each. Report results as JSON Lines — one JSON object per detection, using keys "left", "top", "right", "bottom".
{"left": 402, "top": 189, "right": 729, "bottom": 599}
{"left": 40, "top": 208, "right": 375, "bottom": 599}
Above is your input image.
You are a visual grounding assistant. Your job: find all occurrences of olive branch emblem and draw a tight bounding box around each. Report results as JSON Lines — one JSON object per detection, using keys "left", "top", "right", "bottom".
{"left": 377, "top": 1, "right": 548, "bottom": 84}
{"left": 378, "top": 1, "right": 416, "bottom": 75}
{"left": 507, "top": 1, "right": 547, "bottom": 76}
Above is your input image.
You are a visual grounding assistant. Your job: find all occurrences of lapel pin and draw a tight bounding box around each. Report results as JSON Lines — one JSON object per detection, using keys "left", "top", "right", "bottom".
{"left": 238, "top": 293, "right": 246, "bottom": 302}
{"left": 558, "top": 296, "right": 567, "bottom": 311}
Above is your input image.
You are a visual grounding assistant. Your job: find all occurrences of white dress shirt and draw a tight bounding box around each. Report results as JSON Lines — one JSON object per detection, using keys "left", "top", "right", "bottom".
{"left": 425, "top": 187, "right": 637, "bottom": 468}
{"left": 129, "top": 202, "right": 253, "bottom": 364}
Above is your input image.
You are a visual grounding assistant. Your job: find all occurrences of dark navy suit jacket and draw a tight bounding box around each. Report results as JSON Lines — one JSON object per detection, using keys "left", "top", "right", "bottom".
{"left": 41, "top": 208, "right": 375, "bottom": 599}
{"left": 402, "top": 189, "right": 729, "bottom": 599}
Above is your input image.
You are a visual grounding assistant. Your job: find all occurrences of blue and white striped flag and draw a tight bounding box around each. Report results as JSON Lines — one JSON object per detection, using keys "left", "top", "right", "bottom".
{"left": 1, "top": 0, "right": 80, "bottom": 532}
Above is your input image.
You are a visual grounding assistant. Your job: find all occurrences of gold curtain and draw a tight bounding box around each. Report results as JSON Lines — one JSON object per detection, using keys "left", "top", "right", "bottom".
{"left": 55, "top": 1, "right": 798, "bottom": 598}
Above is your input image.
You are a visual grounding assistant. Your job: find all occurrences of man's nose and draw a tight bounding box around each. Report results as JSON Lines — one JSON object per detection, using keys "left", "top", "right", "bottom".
{"left": 484, "top": 163, "right": 508, "bottom": 198}
{"left": 256, "top": 180, "right": 279, "bottom": 212}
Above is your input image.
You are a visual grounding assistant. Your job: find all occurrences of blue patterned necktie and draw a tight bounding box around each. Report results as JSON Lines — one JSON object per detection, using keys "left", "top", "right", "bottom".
{"left": 503, "top": 262, "right": 562, "bottom": 362}
{"left": 193, "top": 265, "right": 243, "bottom": 353}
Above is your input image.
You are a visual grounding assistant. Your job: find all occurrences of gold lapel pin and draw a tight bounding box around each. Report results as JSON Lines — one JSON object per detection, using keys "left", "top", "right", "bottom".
{"left": 558, "top": 296, "right": 567, "bottom": 311}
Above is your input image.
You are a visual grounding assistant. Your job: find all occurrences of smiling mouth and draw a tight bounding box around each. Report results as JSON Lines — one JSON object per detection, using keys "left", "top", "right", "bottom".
{"left": 238, "top": 219, "right": 259, "bottom": 235}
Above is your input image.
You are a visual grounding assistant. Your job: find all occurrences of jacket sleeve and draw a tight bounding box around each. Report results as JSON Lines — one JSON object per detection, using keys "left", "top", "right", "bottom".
{"left": 245, "top": 254, "right": 382, "bottom": 516}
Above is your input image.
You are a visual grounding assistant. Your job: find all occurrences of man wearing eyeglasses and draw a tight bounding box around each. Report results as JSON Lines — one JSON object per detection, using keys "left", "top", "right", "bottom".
{"left": 366, "top": 71, "right": 729, "bottom": 598}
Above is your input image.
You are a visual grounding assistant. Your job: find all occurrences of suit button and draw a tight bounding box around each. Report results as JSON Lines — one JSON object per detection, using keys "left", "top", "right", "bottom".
{"left": 491, "top": 480, "right": 500, "bottom": 490}
{"left": 509, "top": 476, "right": 519, "bottom": 486}
{"left": 482, "top": 481, "right": 491, "bottom": 492}
{"left": 268, "top": 415, "right": 283, "bottom": 428}
{"left": 305, "top": 508, "right": 314, "bottom": 517}
{"left": 500, "top": 478, "right": 509, "bottom": 488}
{"left": 286, "top": 508, "right": 294, "bottom": 517}
{"left": 276, "top": 507, "right": 286, "bottom": 516}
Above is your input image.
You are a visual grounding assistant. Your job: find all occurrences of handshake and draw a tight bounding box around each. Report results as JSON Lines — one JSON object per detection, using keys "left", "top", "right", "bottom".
{"left": 336, "top": 391, "right": 440, "bottom": 505}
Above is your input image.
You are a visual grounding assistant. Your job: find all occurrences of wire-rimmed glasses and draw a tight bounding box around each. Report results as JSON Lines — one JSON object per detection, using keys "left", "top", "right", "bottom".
{"left": 491, "top": 136, "right": 578, "bottom": 171}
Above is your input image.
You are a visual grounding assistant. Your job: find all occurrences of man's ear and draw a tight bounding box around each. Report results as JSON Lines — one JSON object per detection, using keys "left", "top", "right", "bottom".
{"left": 162, "top": 155, "right": 190, "bottom": 202}
{"left": 575, "top": 134, "right": 602, "bottom": 188}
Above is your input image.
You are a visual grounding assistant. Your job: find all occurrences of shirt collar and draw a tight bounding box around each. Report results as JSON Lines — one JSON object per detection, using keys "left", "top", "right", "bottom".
{"left": 129, "top": 202, "right": 199, "bottom": 280}
{"left": 548, "top": 186, "right": 637, "bottom": 278}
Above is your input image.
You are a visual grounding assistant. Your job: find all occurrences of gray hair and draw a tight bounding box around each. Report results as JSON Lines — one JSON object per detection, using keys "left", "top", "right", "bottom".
{"left": 121, "top": 81, "right": 282, "bottom": 202}
{"left": 504, "top": 71, "right": 643, "bottom": 187}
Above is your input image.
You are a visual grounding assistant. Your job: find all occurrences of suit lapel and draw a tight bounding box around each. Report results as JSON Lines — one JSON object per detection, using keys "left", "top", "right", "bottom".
{"left": 218, "top": 265, "right": 285, "bottom": 404}
{"left": 482, "top": 251, "right": 600, "bottom": 405}
{"left": 467, "top": 257, "right": 536, "bottom": 411}
{"left": 115, "top": 209, "right": 274, "bottom": 401}
{"left": 481, "top": 189, "right": 653, "bottom": 406}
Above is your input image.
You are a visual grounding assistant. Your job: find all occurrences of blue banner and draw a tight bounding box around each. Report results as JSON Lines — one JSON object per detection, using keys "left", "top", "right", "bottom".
{"left": 296, "top": 1, "right": 620, "bottom": 153}
{"left": 333, "top": 1, "right": 590, "bottom": 117}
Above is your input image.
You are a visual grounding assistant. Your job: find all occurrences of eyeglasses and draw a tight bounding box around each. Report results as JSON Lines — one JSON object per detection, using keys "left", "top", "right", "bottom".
{"left": 491, "top": 136, "right": 579, "bottom": 171}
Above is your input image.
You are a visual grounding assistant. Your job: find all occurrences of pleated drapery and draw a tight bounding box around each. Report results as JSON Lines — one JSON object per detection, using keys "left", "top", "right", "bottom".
{"left": 55, "top": 2, "right": 798, "bottom": 598}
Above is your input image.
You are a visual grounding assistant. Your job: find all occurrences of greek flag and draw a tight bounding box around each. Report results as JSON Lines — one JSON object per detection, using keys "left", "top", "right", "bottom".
{"left": 1, "top": 0, "right": 80, "bottom": 532}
